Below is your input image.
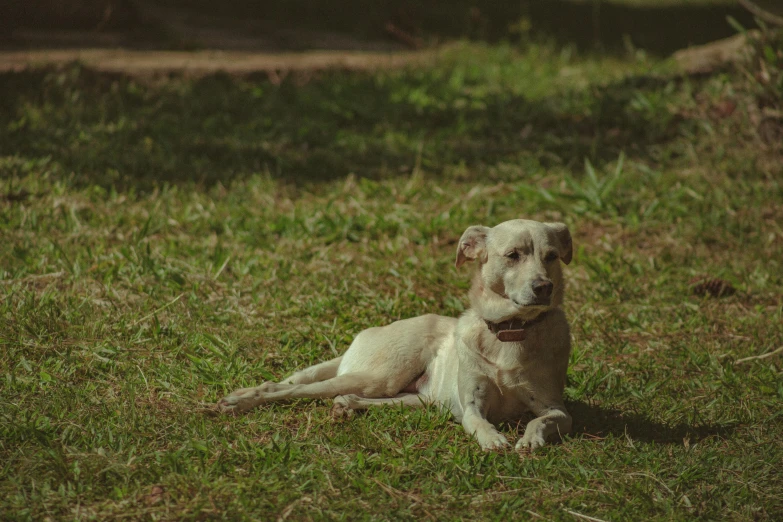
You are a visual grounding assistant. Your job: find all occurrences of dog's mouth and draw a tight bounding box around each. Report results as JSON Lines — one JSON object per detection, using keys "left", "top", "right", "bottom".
{"left": 508, "top": 295, "right": 551, "bottom": 308}
{"left": 498, "top": 295, "right": 552, "bottom": 322}
{"left": 530, "top": 296, "right": 552, "bottom": 307}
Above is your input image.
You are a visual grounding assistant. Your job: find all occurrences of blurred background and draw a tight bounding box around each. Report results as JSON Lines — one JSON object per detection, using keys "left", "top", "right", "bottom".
{"left": 2, "top": 0, "right": 781, "bottom": 189}
{"left": 0, "top": 0, "right": 773, "bottom": 54}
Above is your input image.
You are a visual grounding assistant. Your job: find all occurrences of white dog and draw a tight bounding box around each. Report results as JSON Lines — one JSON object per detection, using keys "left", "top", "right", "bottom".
{"left": 219, "top": 219, "right": 573, "bottom": 451}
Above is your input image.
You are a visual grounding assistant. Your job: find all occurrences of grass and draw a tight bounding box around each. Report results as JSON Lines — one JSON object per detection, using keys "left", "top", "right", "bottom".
{"left": 1, "top": 38, "right": 782, "bottom": 520}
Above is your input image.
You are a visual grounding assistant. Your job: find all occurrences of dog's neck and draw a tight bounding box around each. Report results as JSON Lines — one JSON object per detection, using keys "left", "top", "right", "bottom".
{"left": 468, "top": 272, "right": 554, "bottom": 341}
{"left": 483, "top": 313, "right": 550, "bottom": 342}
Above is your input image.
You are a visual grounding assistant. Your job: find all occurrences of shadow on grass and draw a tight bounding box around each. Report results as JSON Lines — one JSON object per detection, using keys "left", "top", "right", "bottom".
{"left": 567, "top": 400, "right": 737, "bottom": 444}
{"left": 0, "top": 62, "right": 692, "bottom": 191}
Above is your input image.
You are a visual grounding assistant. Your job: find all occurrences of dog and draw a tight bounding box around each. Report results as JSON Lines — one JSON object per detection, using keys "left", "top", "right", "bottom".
{"left": 218, "top": 219, "right": 573, "bottom": 451}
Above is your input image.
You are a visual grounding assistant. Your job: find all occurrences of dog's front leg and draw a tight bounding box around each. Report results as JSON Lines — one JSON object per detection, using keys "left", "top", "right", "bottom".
{"left": 515, "top": 403, "right": 572, "bottom": 452}
{"left": 459, "top": 377, "right": 509, "bottom": 451}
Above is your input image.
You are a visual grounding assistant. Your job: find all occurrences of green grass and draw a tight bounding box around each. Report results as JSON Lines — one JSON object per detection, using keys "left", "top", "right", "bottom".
{"left": 1, "top": 40, "right": 782, "bottom": 520}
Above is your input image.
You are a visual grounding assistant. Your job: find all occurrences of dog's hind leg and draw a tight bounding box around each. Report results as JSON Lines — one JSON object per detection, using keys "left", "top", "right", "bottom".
{"left": 218, "top": 371, "right": 399, "bottom": 413}
{"left": 282, "top": 356, "right": 343, "bottom": 384}
{"left": 331, "top": 393, "right": 428, "bottom": 417}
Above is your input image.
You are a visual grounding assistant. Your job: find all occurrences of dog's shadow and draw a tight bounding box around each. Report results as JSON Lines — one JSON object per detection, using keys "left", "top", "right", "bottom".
{"left": 561, "top": 400, "right": 736, "bottom": 444}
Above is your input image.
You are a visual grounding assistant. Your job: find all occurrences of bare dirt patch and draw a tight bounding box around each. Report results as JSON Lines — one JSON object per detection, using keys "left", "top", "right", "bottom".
{"left": 0, "top": 48, "right": 440, "bottom": 77}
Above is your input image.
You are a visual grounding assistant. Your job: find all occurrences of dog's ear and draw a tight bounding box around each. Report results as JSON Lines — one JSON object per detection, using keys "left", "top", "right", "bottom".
{"left": 546, "top": 222, "right": 573, "bottom": 265}
{"left": 455, "top": 225, "right": 490, "bottom": 268}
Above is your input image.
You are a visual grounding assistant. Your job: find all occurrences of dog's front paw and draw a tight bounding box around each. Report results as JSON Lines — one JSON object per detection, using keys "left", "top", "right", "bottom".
{"left": 515, "top": 431, "right": 546, "bottom": 452}
{"left": 477, "top": 430, "right": 510, "bottom": 451}
{"left": 217, "top": 382, "right": 273, "bottom": 414}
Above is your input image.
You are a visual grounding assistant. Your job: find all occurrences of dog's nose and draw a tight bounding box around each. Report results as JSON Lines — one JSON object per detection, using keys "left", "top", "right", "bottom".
{"left": 532, "top": 280, "right": 553, "bottom": 298}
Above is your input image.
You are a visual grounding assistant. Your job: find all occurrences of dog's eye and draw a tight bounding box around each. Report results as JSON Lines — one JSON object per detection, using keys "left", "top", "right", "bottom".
{"left": 505, "top": 251, "right": 520, "bottom": 261}
{"left": 544, "top": 251, "right": 559, "bottom": 263}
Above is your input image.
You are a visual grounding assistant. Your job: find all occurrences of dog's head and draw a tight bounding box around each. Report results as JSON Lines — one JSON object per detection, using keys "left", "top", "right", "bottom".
{"left": 456, "top": 219, "right": 572, "bottom": 319}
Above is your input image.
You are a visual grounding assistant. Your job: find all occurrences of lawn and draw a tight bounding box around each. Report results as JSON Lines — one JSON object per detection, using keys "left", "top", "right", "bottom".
{"left": 1, "top": 34, "right": 782, "bottom": 520}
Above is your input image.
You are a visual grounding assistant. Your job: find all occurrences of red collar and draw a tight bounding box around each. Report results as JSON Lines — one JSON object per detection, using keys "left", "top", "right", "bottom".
{"left": 484, "top": 312, "right": 549, "bottom": 342}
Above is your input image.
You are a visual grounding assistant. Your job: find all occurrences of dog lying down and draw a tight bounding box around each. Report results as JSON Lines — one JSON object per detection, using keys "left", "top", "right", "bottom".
{"left": 219, "top": 219, "right": 573, "bottom": 451}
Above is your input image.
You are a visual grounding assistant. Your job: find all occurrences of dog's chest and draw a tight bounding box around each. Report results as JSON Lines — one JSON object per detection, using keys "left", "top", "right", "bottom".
{"left": 485, "top": 382, "right": 529, "bottom": 423}
{"left": 477, "top": 336, "right": 546, "bottom": 421}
